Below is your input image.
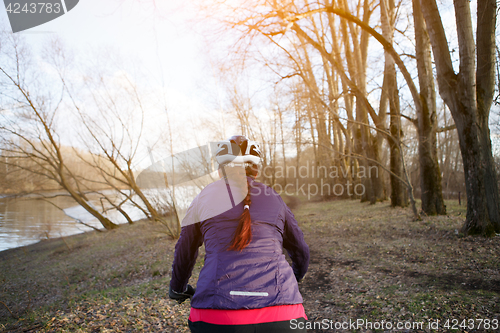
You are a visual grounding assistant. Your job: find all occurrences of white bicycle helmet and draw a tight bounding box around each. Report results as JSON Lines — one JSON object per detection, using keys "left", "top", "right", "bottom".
{"left": 215, "top": 135, "right": 262, "bottom": 165}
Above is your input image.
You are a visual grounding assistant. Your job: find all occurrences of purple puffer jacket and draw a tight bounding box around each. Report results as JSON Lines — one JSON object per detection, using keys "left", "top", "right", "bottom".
{"left": 170, "top": 177, "right": 309, "bottom": 309}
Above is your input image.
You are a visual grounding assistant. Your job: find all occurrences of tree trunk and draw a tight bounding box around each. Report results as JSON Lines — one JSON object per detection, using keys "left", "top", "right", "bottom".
{"left": 412, "top": 0, "right": 446, "bottom": 215}
{"left": 276, "top": 106, "right": 287, "bottom": 186}
{"left": 381, "top": 0, "right": 406, "bottom": 207}
{"left": 339, "top": 0, "right": 376, "bottom": 204}
{"left": 476, "top": 0, "right": 500, "bottom": 231}
{"left": 420, "top": 0, "right": 499, "bottom": 235}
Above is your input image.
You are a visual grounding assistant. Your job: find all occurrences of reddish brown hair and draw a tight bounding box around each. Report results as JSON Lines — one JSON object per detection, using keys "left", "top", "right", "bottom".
{"left": 228, "top": 164, "right": 258, "bottom": 251}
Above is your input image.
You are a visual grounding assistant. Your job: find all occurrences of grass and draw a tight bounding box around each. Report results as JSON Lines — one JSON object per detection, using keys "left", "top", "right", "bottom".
{"left": 0, "top": 198, "right": 499, "bottom": 332}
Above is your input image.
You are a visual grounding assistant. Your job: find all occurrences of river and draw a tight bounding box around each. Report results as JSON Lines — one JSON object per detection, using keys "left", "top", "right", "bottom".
{"left": 0, "top": 194, "right": 148, "bottom": 252}
{"left": 0, "top": 185, "right": 204, "bottom": 252}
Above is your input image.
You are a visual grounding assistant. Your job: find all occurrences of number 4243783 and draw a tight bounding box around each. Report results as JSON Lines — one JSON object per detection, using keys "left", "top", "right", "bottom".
{"left": 6, "top": 2, "right": 62, "bottom": 14}
{"left": 443, "top": 319, "right": 498, "bottom": 330}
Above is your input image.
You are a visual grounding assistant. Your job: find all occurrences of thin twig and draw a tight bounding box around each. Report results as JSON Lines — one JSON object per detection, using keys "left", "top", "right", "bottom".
{"left": 75, "top": 219, "right": 102, "bottom": 232}
{"left": 0, "top": 300, "right": 18, "bottom": 319}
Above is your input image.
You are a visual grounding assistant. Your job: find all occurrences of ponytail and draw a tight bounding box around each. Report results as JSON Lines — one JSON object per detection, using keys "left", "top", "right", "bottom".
{"left": 228, "top": 163, "right": 258, "bottom": 251}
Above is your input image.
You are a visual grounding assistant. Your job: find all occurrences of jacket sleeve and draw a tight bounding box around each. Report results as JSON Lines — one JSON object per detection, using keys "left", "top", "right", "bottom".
{"left": 282, "top": 204, "right": 309, "bottom": 282}
{"left": 169, "top": 222, "right": 203, "bottom": 293}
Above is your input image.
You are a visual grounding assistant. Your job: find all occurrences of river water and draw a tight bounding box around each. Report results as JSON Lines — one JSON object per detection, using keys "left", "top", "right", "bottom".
{"left": 0, "top": 184, "right": 205, "bottom": 252}
{"left": 0, "top": 194, "right": 148, "bottom": 252}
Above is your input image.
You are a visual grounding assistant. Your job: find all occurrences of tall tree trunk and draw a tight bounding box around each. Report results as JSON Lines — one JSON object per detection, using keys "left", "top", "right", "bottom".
{"left": 381, "top": 0, "right": 406, "bottom": 207}
{"left": 294, "top": 89, "right": 303, "bottom": 176}
{"left": 420, "top": 0, "right": 499, "bottom": 235}
{"left": 278, "top": 106, "right": 287, "bottom": 186}
{"left": 339, "top": 0, "right": 376, "bottom": 204}
{"left": 412, "top": 0, "right": 446, "bottom": 215}
{"left": 476, "top": 0, "right": 500, "bottom": 230}
{"left": 378, "top": 63, "right": 390, "bottom": 201}
{"left": 327, "top": 9, "right": 353, "bottom": 195}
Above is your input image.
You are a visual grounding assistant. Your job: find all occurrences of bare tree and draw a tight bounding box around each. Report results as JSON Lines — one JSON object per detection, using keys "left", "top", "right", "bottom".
{"left": 0, "top": 34, "right": 186, "bottom": 237}
{"left": 0, "top": 34, "right": 119, "bottom": 230}
{"left": 64, "top": 55, "right": 183, "bottom": 238}
{"left": 411, "top": 0, "right": 446, "bottom": 215}
{"left": 420, "top": 0, "right": 499, "bottom": 235}
{"left": 381, "top": 0, "right": 406, "bottom": 207}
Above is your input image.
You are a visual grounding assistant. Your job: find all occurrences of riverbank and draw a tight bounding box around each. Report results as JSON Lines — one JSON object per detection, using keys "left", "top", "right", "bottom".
{"left": 1, "top": 199, "right": 499, "bottom": 332}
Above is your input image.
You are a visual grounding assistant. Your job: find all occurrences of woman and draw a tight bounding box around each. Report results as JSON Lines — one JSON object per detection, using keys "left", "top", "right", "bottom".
{"left": 169, "top": 135, "right": 309, "bottom": 332}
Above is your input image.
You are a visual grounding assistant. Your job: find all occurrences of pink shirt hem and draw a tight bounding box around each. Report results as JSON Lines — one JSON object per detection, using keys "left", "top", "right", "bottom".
{"left": 189, "top": 304, "right": 307, "bottom": 325}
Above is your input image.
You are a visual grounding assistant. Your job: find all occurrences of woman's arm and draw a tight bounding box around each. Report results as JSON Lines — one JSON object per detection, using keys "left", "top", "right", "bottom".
{"left": 282, "top": 205, "right": 310, "bottom": 282}
{"left": 169, "top": 222, "right": 203, "bottom": 293}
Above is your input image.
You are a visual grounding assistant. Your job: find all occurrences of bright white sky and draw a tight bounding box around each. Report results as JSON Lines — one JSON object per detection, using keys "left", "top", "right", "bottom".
{"left": 3, "top": 0, "right": 205, "bottom": 100}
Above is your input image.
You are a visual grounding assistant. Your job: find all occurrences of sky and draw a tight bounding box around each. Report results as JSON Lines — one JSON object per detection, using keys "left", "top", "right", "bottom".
{"left": 2, "top": 0, "right": 205, "bottom": 98}
{"left": 0, "top": 0, "right": 497, "bottom": 153}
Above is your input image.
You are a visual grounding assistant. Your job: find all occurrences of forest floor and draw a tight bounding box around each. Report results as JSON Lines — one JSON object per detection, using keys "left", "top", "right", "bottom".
{"left": 0, "top": 198, "right": 499, "bottom": 332}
